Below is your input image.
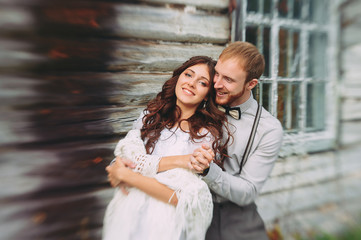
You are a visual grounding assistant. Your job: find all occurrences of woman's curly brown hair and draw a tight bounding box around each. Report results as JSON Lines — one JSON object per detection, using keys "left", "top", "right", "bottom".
{"left": 141, "top": 56, "right": 231, "bottom": 168}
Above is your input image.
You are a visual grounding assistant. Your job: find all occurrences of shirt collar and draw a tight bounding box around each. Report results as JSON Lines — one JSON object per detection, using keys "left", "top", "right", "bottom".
{"left": 232, "top": 92, "right": 254, "bottom": 114}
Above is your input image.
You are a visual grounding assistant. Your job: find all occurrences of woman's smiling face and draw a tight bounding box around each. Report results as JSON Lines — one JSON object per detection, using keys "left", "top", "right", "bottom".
{"left": 175, "top": 63, "right": 211, "bottom": 111}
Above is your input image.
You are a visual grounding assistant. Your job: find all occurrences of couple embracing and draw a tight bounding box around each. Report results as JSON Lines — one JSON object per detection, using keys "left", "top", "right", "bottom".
{"left": 103, "top": 41, "right": 283, "bottom": 240}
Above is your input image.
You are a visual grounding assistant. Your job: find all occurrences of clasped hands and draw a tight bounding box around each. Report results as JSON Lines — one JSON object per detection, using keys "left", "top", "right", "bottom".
{"left": 188, "top": 143, "right": 215, "bottom": 173}
{"left": 106, "top": 143, "right": 214, "bottom": 192}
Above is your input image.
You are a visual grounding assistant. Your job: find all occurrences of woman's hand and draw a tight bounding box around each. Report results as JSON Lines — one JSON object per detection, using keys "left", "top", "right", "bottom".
{"left": 106, "top": 157, "right": 135, "bottom": 192}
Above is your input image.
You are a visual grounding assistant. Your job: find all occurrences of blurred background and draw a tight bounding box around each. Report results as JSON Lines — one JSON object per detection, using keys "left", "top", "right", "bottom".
{"left": 0, "top": 0, "right": 360, "bottom": 239}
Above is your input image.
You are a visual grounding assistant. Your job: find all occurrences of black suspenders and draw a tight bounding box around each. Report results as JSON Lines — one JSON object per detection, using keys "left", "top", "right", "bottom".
{"left": 238, "top": 103, "right": 262, "bottom": 174}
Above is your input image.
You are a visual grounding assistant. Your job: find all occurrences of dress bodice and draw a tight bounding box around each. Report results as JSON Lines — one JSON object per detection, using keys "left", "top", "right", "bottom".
{"left": 152, "top": 127, "right": 213, "bottom": 157}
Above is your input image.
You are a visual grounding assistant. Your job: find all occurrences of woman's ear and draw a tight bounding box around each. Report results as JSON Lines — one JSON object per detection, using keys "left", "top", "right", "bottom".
{"left": 247, "top": 79, "right": 258, "bottom": 90}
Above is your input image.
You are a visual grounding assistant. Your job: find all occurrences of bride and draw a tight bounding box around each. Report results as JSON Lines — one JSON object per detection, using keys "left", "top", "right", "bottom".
{"left": 103, "top": 56, "right": 230, "bottom": 240}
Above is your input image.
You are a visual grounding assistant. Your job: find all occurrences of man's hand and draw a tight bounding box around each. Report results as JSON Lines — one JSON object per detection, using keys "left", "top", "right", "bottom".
{"left": 190, "top": 143, "right": 215, "bottom": 173}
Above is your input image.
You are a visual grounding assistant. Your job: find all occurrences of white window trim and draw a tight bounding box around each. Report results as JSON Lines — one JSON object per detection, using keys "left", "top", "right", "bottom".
{"left": 231, "top": 0, "right": 341, "bottom": 156}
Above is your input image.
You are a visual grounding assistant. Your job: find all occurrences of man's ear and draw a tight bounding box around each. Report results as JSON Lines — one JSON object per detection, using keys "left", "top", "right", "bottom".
{"left": 246, "top": 79, "right": 258, "bottom": 90}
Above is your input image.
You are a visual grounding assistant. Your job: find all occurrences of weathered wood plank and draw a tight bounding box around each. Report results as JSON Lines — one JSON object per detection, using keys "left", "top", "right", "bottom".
{"left": 337, "top": 143, "right": 361, "bottom": 177}
{"left": 0, "top": 36, "right": 116, "bottom": 72}
{"left": 113, "top": 3, "right": 230, "bottom": 43}
{"left": 262, "top": 163, "right": 337, "bottom": 195}
{"left": 341, "top": 0, "right": 361, "bottom": 48}
{"left": 0, "top": 75, "right": 40, "bottom": 99}
{"left": 0, "top": 72, "right": 171, "bottom": 145}
{"left": 0, "top": 105, "right": 140, "bottom": 145}
{"left": 262, "top": 153, "right": 335, "bottom": 194}
{"left": 0, "top": 2, "right": 111, "bottom": 36}
{"left": 341, "top": 99, "right": 361, "bottom": 120}
{"left": 342, "top": 86, "right": 361, "bottom": 99}
{"left": 0, "top": 140, "right": 115, "bottom": 239}
{"left": 0, "top": 0, "right": 226, "bottom": 8}
{"left": 270, "top": 153, "right": 334, "bottom": 178}
{"left": 341, "top": 20, "right": 361, "bottom": 47}
{"left": 0, "top": 38, "right": 224, "bottom": 72}
{"left": 0, "top": 2, "right": 229, "bottom": 44}
{"left": 139, "top": 0, "right": 229, "bottom": 10}
{"left": 0, "top": 6, "right": 34, "bottom": 30}
{"left": 110, "top": 40, "right": 225, "bottom": 71}
{"left": 341, "top": 44, "right": 361, "bottom": 86}
{"left": 0, "top": 39, "right": 45, "bottom": 71}
{"left": 0, "top": 142, "right": 114, "bottom": 199}
{"left": 340, "top": 121, "right": 361, "bottom": 146}
{"left": 258, "top": 171, "right": 361, "bottom": 223}
{"left": 264, "top": 148, "right": 361, "bottom": 195}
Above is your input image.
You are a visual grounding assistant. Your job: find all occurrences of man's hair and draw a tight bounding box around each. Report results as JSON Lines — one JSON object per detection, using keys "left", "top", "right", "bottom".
{"left": 219, "top": 41, "right": 265, "bottom": 83}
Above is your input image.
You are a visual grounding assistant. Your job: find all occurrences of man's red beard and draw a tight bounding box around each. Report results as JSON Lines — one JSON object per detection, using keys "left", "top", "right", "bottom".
{"left": 215, "top": 85, "right": 246, "bottom": 106}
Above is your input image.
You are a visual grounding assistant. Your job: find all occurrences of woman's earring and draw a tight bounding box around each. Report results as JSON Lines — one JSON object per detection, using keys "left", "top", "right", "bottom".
{"left": 202, "top": 100, "right": 207, "bottom": 109}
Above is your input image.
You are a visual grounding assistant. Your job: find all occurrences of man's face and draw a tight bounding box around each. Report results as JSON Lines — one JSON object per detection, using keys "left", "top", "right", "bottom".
{"left": 213, "top": 58, "right": 249, "bottom": 107}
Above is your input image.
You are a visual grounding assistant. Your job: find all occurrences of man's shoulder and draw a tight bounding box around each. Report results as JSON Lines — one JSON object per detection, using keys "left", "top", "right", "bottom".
{"left": 260, "top": 107, "right": 283, "bottom": 133}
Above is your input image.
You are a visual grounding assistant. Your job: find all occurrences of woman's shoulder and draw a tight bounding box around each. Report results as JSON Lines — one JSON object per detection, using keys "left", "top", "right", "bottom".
{"left": 132, "top": 110, "right": 147, "bottom": 130}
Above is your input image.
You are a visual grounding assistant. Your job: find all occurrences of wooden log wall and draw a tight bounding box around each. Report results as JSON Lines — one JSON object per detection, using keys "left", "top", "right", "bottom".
{"left": 0, "top": 0, "right": 230, "bottom": 239}
{"left": 338, "top": 0, "right": 361, "bottom": 227}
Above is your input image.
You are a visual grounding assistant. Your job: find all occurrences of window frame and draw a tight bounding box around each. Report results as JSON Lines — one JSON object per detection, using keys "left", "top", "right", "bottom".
{"left": 231, "top": 0, "right": 340, "bottom": 156}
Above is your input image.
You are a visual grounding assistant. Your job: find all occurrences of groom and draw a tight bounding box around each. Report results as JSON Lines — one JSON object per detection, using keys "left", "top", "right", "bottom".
{"left": 108, "top": 41, "right": 283, "bottom": 240}
{"left": 188, "top": 41, "right": 283, "bottom": 240}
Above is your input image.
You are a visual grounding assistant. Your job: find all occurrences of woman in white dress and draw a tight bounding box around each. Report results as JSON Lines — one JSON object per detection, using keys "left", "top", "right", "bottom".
{"left": 103, "top": 56, "right": 230, "bottom": 240}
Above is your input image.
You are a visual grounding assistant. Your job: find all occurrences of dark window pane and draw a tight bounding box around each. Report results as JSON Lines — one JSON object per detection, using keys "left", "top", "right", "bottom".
{"left": 246, "top": 25, "right": 258, "bottom": 47}
{"left": 293, "top": 0, "right": 302, "bottom": 19}
{"left": 263, "top": 27, "right": 271, "bottom": 77}
{"left": 277, "top": 82, "right": 301, "bottom": 131}
{"left": 306, "top": 83, "right": 325, "bottom": 130}
{"left": 292, "top": 31, "right": 300, "bottom": 77}
{"left": 277, "top": 83, "right": 286, "bottom": 128}
{"left": 247, "top": 0, "right": 259, "bottom": 13}
{"left": 278, "top": 28, "right": 300, "bottom": 77}
{"left": 278, "top": 28, "right": 288, "bottom": 77}
{"left": 278, "top": 0, "right": 288, "bottom": 18}
{"left": 253, "top": 82, "right": 271, "bottom": 111}
{"left": 264, "top": 0, "right": 272, "bottom": 15}
{"left": 291, "top": 83, "right": 301, "bottom": 130}
{"left": 308, "top": 33, "right": 327, "bottom": 79}
{"left": 262, "top": 82, "right": 271, "bottom": 111}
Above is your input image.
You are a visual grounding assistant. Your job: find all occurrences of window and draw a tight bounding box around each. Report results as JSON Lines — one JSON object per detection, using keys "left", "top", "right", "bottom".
{"left": 232, "top": 0, "right": 339, "bottom": 155}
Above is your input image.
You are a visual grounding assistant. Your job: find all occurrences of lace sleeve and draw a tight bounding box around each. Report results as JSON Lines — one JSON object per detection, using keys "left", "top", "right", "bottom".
{"left": 132, "top": 154, "right": 160, "bottom": 177}
{"left": 113, "top": 129, "right": 160, "bottom": 177}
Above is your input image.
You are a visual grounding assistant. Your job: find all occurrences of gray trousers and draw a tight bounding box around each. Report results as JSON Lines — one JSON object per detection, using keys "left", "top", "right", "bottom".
{"left": 205, "top": 201, "right": 269, "bottom": 240}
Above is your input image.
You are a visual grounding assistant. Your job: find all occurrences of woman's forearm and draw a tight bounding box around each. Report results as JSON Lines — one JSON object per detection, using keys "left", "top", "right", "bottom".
{"left": 158, "top": 155, "right": 190, "bottom": 172}
{"left": 124, "top": 170, "right": 178, "bottom": 206}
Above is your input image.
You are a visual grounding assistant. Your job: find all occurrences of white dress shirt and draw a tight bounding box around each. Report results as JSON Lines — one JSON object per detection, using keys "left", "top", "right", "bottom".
{"left": 203, "top": 95, "right": 283, "bottom": 206}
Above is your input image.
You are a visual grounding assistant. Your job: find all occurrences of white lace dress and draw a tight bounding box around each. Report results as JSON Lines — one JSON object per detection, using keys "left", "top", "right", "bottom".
{"left": 102, "top": 127, "right": 213, "bottom": 240}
